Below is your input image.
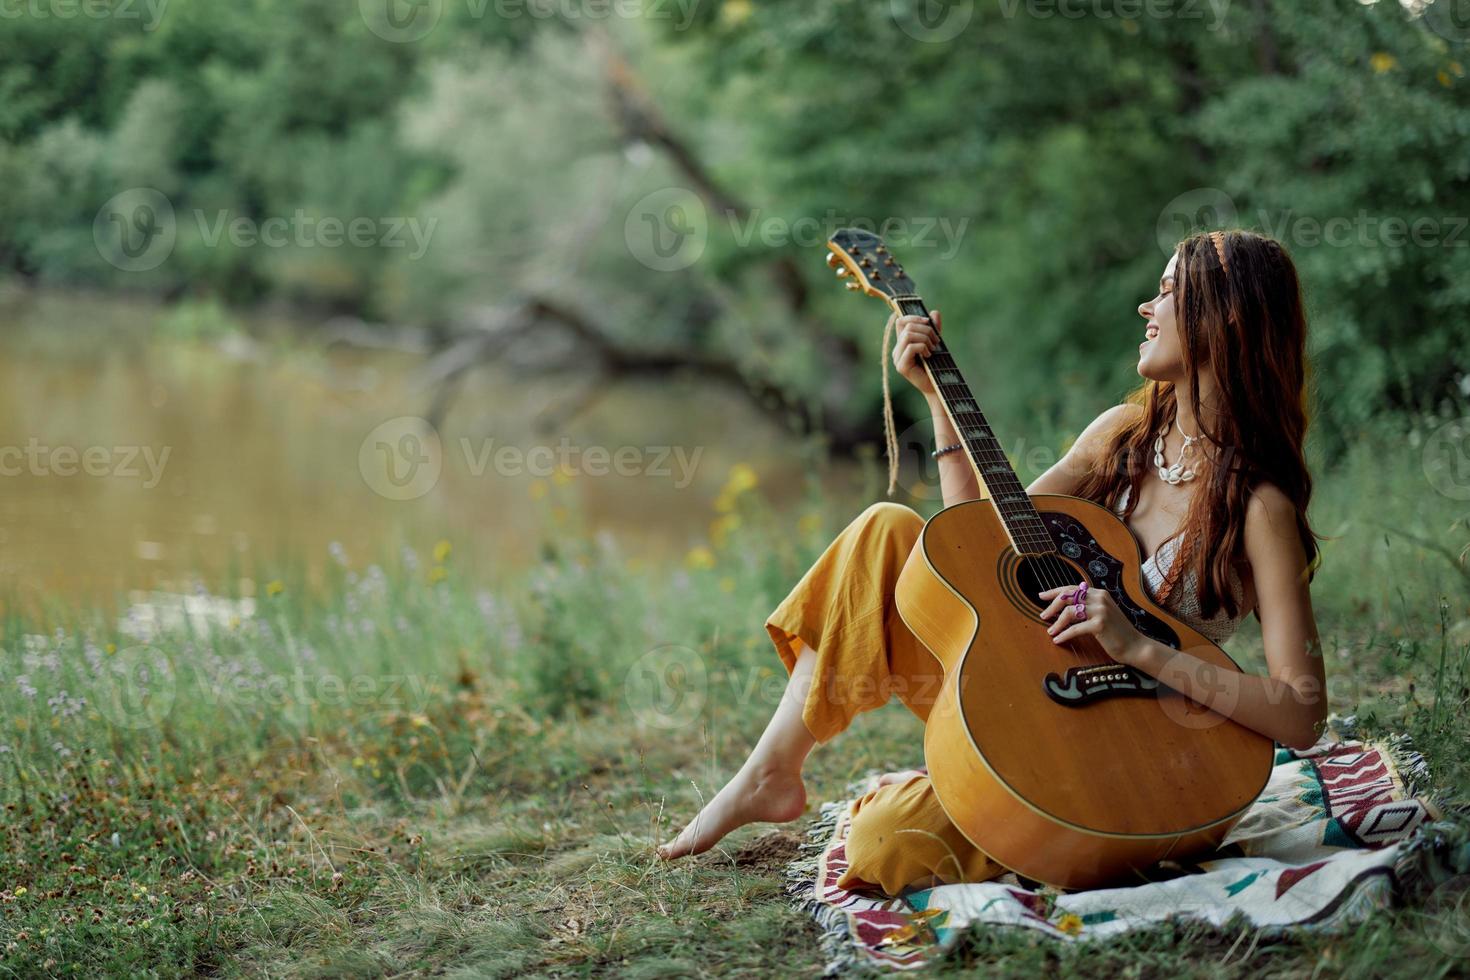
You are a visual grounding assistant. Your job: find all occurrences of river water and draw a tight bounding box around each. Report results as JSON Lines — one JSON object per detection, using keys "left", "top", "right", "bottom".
{"left": 0, "top": 291, "right": 866, "bottom": 612}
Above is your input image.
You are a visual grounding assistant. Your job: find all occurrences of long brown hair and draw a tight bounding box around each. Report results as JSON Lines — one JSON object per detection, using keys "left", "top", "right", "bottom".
{"left": 1071, "top": 229, "right": 1323, "bottom": 620}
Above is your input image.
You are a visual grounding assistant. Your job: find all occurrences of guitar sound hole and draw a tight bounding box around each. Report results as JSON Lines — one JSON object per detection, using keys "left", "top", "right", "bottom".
{"left": 1012, "top": 555, "right": 1080, "bottom": 612}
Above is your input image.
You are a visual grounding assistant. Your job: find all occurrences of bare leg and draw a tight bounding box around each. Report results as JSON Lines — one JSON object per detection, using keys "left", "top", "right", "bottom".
{"left": 656, "top": 643, "right": 819, "bottom": 860}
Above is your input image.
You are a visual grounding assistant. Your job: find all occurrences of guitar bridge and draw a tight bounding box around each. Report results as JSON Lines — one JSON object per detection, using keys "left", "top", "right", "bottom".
{"left": 1043, "top": 664, "right": 1159, "bottom": 706}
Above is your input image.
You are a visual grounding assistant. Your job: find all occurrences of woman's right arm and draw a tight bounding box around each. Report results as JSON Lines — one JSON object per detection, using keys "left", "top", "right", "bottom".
{"left": 892, "top": 310, "right": 1134, "bottom": 505}
{"left": 890, "top": 310, "right": 984, "bottom": 508}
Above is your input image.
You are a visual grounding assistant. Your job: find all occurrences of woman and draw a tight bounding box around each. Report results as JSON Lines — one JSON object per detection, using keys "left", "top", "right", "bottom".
{"left": 656, "top": 229, "right": 1329, "bottom": 896}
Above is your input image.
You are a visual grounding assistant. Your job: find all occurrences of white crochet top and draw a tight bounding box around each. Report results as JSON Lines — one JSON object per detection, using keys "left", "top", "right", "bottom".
{"left": 1115, "top": 483, "right": 1252, "bottom": 645}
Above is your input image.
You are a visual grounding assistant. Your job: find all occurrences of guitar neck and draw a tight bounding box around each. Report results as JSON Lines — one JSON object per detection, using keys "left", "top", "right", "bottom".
{"left": 892, "top": 295, "right": 1056, "bottom": 557}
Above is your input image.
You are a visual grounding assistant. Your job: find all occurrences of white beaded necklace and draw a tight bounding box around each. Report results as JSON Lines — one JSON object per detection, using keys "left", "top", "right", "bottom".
{"left": 1154, "top": 416, "right": 1201, "bottom": 485}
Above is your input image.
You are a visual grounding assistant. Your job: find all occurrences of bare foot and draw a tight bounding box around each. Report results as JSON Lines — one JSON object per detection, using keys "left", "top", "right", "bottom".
{"left": 875, "top": 769, "right": 926, "bottom": 788}
{"left": 656, "top": 765, "right": 807, "bottom": 860}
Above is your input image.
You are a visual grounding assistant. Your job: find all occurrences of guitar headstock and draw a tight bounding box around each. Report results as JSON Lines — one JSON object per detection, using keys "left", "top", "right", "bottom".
{"left": 825, "top": 228, "right": 917, "bottom": 308}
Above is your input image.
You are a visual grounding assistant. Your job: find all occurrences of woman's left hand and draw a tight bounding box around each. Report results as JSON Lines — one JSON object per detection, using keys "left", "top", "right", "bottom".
{"left": 1038, "top": 581, "right": 1145, "bottom": 666}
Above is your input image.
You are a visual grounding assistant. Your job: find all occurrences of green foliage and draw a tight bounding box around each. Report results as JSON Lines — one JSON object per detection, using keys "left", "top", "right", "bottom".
{"left": 1, "top": 0, "right": 1467, "bottom": 455}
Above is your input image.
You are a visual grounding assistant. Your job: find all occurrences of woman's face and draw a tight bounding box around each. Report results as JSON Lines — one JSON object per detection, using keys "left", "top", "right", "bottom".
{"left": 1136, "top": 252, "right": 1185, "bottom": 382}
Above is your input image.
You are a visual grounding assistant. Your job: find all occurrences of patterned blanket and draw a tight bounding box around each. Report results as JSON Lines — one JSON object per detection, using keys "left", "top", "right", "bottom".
{"left": 784, "top": 717, "right": 1465, "bottom": 974}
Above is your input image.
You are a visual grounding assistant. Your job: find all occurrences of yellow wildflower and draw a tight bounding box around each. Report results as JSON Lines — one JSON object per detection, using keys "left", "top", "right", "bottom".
{"left": 725, "top": 463, "right": 758, "bottom": 495}
{"left": 13, "top": 887, "right": 26, "bottom": 897}
{"left": 352, "top": 756, "right": 366, "bottom": 768}
{"left": 710, "top": 513, "right": 742, "bottom": 547}
{"left": 429, "top": 566, "right": 448, "bottom": 584}
{"left": 266, "top": 580, "right": 285, "bottom": 597}
{"left": 433, "top": 540, "right": 452, "bottom": 563}
{"left": 105, "top": 643, "right": 116, "bottom": 655}
{"left": 721, "top": 0, "right": 752, "bottom": 26}
{"left": 1056, "top": 912, "right": 1084, "bottom": 936}
{"left": 685, "top": 546, "right": 716, "bottom": 570}
{"left": 1370, "top": 52, "right": 1396, "bottom": 74}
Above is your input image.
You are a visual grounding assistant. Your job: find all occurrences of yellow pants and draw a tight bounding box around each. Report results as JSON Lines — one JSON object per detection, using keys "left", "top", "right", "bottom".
{"left": 765, "top": 502, "right": 1008, "bottom": 895}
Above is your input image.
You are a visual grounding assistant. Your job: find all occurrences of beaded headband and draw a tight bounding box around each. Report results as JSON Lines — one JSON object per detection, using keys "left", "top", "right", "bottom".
{"left": 1209, "top": 230, "right": 1230, "bottom": 275}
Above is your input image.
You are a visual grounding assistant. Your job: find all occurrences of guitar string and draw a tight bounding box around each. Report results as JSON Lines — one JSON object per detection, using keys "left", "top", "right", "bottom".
{"left": 893, "top": 295, "right": 1115, "bottom": 664}
{"left": 894, "top": 298, "right": 1072, "bottom": 585}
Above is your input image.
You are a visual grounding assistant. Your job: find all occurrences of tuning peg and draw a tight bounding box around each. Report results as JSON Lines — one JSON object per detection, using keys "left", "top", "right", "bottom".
{"left": 825, "top": 252, "right": 841, "bottom": 269}
{"left": 835, "top": 266, "right": 850, "bottom": 278}
{"left": 876, "top": 245, "right": 887, "bottom": 254}
{"left": 860, "top": 257, "right": 872, "bottom": 267}
{"left": 845, "top": 281, "right": 862, "bottom": 292}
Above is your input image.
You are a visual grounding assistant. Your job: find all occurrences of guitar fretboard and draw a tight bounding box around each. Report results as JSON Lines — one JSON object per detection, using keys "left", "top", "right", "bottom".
{"left": 895, "top": 296, "right": 1055, "bottom": 556}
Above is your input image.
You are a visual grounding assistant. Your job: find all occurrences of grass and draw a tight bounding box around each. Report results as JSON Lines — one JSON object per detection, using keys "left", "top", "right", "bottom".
{"left": 2, "top": 411, "right": 1469, "bottom": 978}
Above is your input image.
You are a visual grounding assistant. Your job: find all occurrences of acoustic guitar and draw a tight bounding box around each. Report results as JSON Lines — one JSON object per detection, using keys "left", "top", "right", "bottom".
{"left": 825, "top": 228, "right": 1272, "bottom": 889}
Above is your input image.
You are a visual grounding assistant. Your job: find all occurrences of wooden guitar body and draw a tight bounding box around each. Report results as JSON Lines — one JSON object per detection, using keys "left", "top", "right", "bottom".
{"left": 896, "top": 494, "right": 1274, "bottom": 889}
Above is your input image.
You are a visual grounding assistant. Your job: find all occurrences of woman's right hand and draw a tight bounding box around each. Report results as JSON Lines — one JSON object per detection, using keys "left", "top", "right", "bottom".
{"left": 890, "top": 309, "right": 942, "bottom": 397}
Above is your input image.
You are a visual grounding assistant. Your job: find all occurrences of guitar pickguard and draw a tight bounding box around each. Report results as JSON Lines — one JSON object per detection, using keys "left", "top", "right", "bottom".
{"left": 1033, "top": 510, "right": 1183, "bottom": 708}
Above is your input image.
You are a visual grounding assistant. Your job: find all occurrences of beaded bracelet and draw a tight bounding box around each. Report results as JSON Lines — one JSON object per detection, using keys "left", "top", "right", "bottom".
{"left": 932, "top": 442, "right": 964, "bottom": 459}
